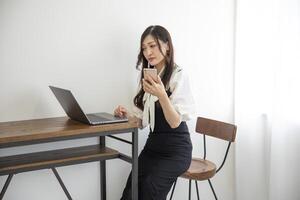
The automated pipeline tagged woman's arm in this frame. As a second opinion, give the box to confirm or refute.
[158,92,181,128]
[143,75,181,128]
[114,105,143,128]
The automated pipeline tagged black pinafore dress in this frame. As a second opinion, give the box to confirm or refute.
[121,90,192,200]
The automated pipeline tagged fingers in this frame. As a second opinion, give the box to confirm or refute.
[142,78,151,87]
[142,79,152,93]
[114,105,127,117]
[157,75,162,84]
[144,74,157,84]
[120,107,127,115]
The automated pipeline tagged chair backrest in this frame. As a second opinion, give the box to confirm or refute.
[195,117,237,142]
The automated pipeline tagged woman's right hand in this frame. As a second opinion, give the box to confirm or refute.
[114,105,128,118]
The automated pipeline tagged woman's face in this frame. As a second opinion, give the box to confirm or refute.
[142,35,169,67]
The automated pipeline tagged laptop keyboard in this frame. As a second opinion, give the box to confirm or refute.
[87,114,110,122]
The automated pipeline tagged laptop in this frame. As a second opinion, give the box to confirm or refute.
[49,86,128,125]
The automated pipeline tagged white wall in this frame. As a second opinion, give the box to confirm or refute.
[0,0,235,199]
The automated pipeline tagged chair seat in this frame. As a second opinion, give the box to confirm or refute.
[180,158,216,181]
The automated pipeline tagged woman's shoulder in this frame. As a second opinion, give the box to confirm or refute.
[171,63,186,80]
[168,63,188,90]
[173,63,183,73]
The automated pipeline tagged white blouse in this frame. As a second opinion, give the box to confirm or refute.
[132,65,195,130]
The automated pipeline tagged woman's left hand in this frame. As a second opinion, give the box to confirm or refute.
[143,75,166,99]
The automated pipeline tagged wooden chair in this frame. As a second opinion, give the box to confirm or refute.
[169,117,237,200]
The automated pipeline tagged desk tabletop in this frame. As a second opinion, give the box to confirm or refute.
[0,117,138,147]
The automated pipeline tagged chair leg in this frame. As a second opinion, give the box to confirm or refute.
[169,178,177,200]
[195,180,200,200]
[208,179,218,200]
[188,179,192,200]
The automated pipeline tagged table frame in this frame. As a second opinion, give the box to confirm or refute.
[0,117,139,200]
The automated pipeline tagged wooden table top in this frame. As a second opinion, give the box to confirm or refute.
[0,117,138,146]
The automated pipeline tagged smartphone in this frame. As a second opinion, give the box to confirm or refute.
[143,68,158,82]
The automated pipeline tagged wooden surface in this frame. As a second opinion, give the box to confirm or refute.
[181,158,216,181]
[196,117,237,142]
[0,145,119,175]
[0,117,138,146]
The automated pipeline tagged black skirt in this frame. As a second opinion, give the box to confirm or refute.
[120,131,192,200]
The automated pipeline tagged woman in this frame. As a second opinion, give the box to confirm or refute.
[114,25,195,200]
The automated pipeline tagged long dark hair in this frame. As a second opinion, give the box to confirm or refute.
[133,25,175,110]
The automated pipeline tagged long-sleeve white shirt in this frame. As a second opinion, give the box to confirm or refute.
[132,64,195,129]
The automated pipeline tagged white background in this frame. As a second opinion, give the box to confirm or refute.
[0,0,235,199]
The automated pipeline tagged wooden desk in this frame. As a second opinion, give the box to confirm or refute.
[0,117,139,200]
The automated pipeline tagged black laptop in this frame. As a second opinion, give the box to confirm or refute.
[49,86,128,125]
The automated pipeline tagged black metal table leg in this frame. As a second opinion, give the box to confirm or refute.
[132,128,138,200]
[52,168,72,200]
[0,174,13,200]
[100,136,106,200]
[188,179,192,200]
